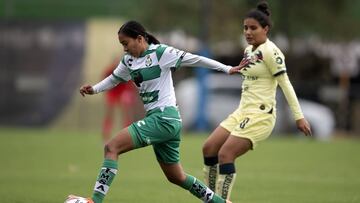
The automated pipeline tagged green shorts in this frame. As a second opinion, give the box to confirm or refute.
[128,106,182,164]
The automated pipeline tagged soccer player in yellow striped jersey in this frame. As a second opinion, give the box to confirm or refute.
[70,21,241,203]
[202,2,312,202]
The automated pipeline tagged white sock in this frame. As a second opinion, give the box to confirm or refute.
[203,164,218,192]
[217,173,237,200]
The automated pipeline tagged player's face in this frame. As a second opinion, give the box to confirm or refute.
[118,33,144,57]
[243,18,268,48]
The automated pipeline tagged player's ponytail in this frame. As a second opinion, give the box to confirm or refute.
[118,21,160,44]
[245,1,272,29]
[144,32,160,45]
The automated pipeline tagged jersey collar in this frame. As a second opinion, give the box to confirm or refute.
[139,44,156,57]
[250,38,269,53]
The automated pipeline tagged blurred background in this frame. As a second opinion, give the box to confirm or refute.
[1,0,360,139]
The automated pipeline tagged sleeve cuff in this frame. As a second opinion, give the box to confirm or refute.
[224,65,232,74]
[293,113,304,121]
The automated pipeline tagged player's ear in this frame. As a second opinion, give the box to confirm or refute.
[136,35,143,43]
[264,25,269,35]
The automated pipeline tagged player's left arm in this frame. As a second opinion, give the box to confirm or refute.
[159,46,241,74]
[181,53,236,74]
[264,46,312,136]
[276,73,312,136]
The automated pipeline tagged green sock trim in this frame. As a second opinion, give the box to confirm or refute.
[103,159,118,169]
[180,174,195,190]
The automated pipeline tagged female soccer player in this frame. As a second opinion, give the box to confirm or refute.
[202,1,312,201]
[68,21,240,203]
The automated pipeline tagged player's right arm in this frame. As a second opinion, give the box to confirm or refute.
[79,74,121,97]
[79,57,131,97]
[79,84,95,97]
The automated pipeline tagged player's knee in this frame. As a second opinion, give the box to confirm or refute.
[166,174,185,186]
[202,142,210,154]
[104,143,118,157]
[218,149,234,163]
[202,141,215,156]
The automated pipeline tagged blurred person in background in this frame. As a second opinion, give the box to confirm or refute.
[71,20,243,203]
[101,58,138,143]
[202,1,312,201]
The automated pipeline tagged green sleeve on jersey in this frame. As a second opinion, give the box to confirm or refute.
[156,45,167,61]
[174,52,187,70]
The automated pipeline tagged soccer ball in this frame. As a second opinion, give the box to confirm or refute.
[64,195,92,203]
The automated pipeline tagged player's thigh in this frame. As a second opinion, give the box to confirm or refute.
[203,126,231,156]
[106,127,134,155]
[218,135,252,163]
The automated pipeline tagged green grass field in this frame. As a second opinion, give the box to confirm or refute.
[0,128,359,203]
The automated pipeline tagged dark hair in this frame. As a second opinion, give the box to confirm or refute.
[118,20,160,44]
[245,1,272,29]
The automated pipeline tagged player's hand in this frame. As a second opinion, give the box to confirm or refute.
[296,118,312,136]
[228,58,250,75]
[79,85,94,97]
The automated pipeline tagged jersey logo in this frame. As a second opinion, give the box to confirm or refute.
[140,90,159,104]
[253,51,263,63]
[276,56,283,64]
[242,51,263,71]
[127,58,133,67]
[145,55,152,67]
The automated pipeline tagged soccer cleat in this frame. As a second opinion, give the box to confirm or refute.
[65,194,94,203]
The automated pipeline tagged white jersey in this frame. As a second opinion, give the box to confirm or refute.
[93,44,232,112]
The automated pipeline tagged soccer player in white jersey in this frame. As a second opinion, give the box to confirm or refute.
[67,21,241,203]
[202,1,312,202]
